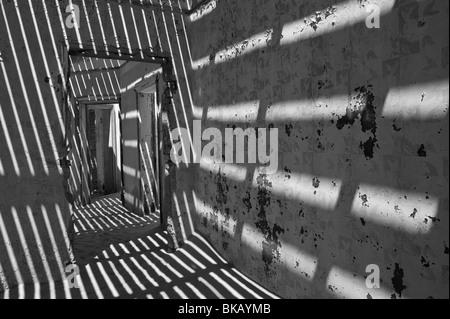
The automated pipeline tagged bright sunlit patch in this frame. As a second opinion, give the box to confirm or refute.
[252,169,342,211]
[151,252,184,278]
[198,277,225,299]
[123,164,141,179]
[0,102,20,176]
[209,272,244,299]
[173,286,189,299]
[206,101,260,123]
[186,282,207,299]
[108,261,133,294]
[160,249,195,273]
[189,0,217,22]
[382,81,449,119]
[141,254,171,283]
[0,153,4,176]
[85,264,104,299]
[119,259,146,291]
[200,158,249,183]
[351,184,439,234]
[266,95,350,122]
[130,257,159,287]
[281,0,396,46]
[326,266,393,299]
[95,263,117,298]
[0,261,9,298]
[192,30,273,69]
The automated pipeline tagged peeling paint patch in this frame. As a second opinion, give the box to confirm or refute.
[242,190,252,216]
[312,177,321,188]
[255,174,285,277]
[336,85,379,159]
[360,194,369,207]
[421,256,431,268]
[393,120,402,132]
[285,124,293,137]
[305,6,337,31]
[418,144,427,157]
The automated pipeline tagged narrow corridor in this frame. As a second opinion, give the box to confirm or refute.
[1,194,279,299]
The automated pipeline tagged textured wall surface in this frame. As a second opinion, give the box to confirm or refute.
[0,0,75,292]
[187,0,449,299]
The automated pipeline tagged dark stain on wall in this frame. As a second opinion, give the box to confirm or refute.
[360,194,369,207]
[242,190,252,216]
[418,144,427,157]
[285,124,293,137]
[284,166,292,180]
[393,119,402,132]
[255,174,285,277]
[391,263,407,298]
[312,177,321,188]
[421,256,431,268]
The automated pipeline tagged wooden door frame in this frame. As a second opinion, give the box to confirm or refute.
[134,72,163,219]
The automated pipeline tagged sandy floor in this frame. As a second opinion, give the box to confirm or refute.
[1,194,279,299]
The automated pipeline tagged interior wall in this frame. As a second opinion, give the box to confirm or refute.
[186,0,449,299]
[0,0,75,292]
[0,0,447,299]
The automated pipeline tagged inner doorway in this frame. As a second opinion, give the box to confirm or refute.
[86,104,122,198]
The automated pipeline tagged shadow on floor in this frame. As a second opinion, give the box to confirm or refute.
[1,194,280,299]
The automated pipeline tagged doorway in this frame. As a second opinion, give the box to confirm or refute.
[86,104,122,199]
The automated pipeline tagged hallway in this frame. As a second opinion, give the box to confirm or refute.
[1,194,279,299]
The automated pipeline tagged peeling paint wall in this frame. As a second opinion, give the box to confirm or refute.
[187,0,449,298]
[0,0,75,292]
[0,0,448,299]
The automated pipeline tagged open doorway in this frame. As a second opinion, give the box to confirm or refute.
[86,104,122,199]
[67,53,165,224]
